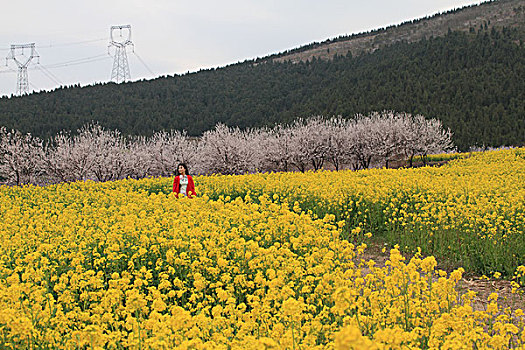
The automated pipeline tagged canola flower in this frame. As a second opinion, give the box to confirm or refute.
[0,149,523,348]
[424,151,470,163]
[144,148,523,277]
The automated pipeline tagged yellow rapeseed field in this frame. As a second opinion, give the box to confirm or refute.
[0,148,524,349]
[181,148,525,276]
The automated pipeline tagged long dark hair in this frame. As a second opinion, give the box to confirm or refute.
[175,163,190,176]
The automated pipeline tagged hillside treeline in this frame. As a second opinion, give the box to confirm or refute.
[0,27,523,150]
[0,112,452,185]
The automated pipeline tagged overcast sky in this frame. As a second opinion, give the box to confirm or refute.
[0,0,481,97]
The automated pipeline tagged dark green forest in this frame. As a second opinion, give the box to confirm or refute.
[0,27,523,150]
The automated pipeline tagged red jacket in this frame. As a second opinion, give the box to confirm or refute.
[173,175,196,198]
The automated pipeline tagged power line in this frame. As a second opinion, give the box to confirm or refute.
[0,37,106,52]
[0,66,18,74]
[46,55,111,69]
[35,63,63,85]
[36,38,107,49]
[37,64,62,83]
[0,55,111,73]
[43,54,110,69]
[28,80,39,92]
[133,51,155,76]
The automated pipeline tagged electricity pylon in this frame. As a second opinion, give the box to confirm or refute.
[6,43,39,96]
[108,25,133,83]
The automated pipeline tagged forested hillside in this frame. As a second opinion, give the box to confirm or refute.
[0,27,524,150]
[271,0,525,63]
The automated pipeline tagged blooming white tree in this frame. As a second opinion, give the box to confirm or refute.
[84,124,130,182]
[259,125,293,173]
[401,114,454,166]
[351,115,381,170]
[367,112,406,169]
[287,117,332,172]
[197,123,261,175]
[417,117,454,159]
[44,124,104,183]
[126,135,154,179]
[0,127,44,185]
[325,116,356,171]
[43,131,79,183]
[1,111,455,185]
[146,130,199,177]
[245,127,273,173]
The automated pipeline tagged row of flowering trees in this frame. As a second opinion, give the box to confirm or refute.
[0,112,453,185]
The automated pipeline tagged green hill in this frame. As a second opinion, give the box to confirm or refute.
[271,0,525,63]
[0,0,524,150]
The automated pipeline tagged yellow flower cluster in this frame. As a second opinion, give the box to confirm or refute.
[0,148,523,348]
[424,151,470,163]
[168,148,524,277]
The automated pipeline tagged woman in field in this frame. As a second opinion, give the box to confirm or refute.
[172,163,196,198]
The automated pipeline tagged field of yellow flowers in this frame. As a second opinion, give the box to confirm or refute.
[172,148,524,277]
[0,149,524,349]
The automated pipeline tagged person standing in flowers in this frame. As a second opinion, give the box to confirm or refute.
[173,163,196,198]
